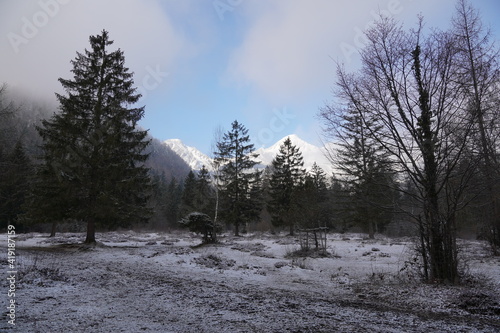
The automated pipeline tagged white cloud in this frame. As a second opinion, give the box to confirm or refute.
[226,0,458,106]
[0,0,190,102]
[228,1,364,104]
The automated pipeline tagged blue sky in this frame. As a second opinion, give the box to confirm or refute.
[1,0,499,155]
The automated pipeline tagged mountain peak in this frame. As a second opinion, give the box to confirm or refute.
[275,134,317,148]
[164,139,213,171]
[254,134,331,173]
[281,134,303,142]
[166,138,182,144]
[165,135,333,174]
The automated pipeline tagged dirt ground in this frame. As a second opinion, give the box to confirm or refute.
[1,231,499,332]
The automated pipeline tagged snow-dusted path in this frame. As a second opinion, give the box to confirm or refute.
[1,232,499,332]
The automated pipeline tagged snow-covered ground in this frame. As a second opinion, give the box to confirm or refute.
[1,231,499,332]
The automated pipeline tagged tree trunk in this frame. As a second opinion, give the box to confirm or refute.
[493,193,500,255]
[413,43,458,283]
[368,220,375,239]
[84,217,96,244]
[419,218,429,281]
[422,151,459,283]
[50,221,57,237]
[213,189,219,242]
[484,171,500,254]
[234,221,239,237]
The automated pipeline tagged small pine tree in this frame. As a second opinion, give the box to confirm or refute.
[34,30,151,243]
[308,163,329,197]
[214,120,261,236]
[268,137,306,235]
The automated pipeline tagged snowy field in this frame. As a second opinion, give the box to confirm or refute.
[1,231,499,332]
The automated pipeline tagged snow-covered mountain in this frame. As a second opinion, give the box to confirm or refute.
[254,134,333,174]
[164,135,334,175]
[163,139,213,171]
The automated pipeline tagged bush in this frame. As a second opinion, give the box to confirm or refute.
[179,212,222,243]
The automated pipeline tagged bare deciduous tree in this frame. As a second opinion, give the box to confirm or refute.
[322,16,478,283]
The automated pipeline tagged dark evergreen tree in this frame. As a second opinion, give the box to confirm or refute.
[165,177,182,228]
[453,0,500,252]
[0,86,16,213]
[0,84,16,153]
[308,163,329,197]
[214,120,261,236]
[148,171,169,230]
[0,87,48,232]
[195,165,215,216]
[322,104,393,238]
[293,163,331,230]
[243,167,264,233]
[329,175,353,232]
[179,167,217,222]
[0,142,32,230]
[258,165,275,231]
[267,137,305,235]
[34,30,151,243]
[180,170,197,216]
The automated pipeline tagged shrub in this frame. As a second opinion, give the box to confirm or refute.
[179,212,222,243]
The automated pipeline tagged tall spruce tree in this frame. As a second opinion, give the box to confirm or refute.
[321,104,393,239]
[453,0,500,252]
[268,137,305,235]
[214,120,261,236]
[35,30,151,243]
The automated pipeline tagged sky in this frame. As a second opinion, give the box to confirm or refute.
[1,0,499,155]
